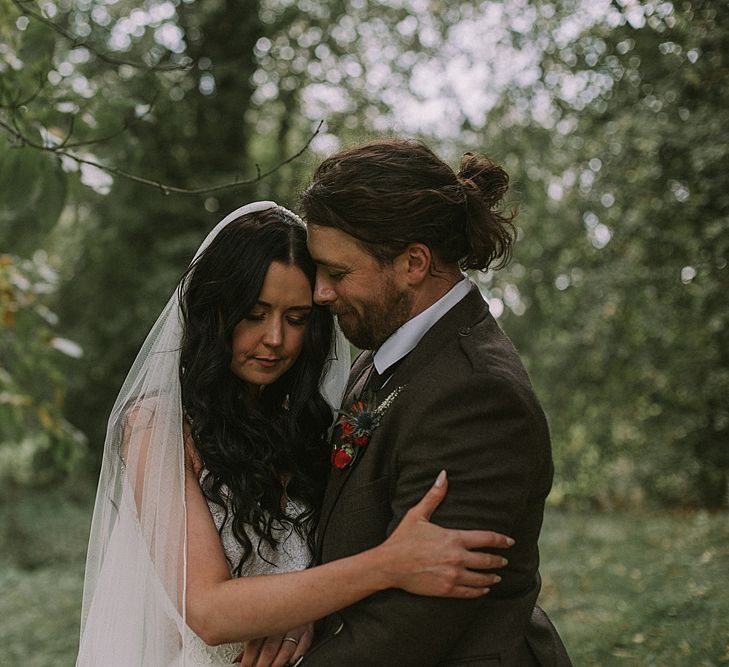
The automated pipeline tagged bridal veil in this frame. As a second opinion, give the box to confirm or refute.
[76,202,349,665]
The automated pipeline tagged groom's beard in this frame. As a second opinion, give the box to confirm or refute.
[335,278,412,351]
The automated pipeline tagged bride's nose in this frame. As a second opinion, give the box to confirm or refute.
[262,318,283,347]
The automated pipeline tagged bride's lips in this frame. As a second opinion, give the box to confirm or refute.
[251,357,281,368]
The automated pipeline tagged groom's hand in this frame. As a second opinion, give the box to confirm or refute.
[236,623,312,667]
[379,470,514,598]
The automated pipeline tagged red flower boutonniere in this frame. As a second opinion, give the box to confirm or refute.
[331,386,404,469]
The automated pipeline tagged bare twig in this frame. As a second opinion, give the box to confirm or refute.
[0,116,324,196]
[61,93,160,149]
[58,114,75,148]
[12,0,192,72]
[9,114,30,146]
[0,72,46,109]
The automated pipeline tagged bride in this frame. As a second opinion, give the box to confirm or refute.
[76,202,512,666]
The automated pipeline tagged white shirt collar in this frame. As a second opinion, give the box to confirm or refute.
[373,276,472,375]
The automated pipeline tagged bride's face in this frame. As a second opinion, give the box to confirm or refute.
[230,261,312,390]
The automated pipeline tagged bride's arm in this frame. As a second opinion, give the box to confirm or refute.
[184,465,512,646]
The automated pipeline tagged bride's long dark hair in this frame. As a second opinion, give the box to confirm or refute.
[178,208,334,573]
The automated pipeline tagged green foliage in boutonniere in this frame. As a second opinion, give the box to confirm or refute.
[331,386,404,469]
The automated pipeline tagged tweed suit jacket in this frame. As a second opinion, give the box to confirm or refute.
[302,286,571,666]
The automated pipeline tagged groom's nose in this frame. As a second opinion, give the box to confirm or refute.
[314,269,337,306]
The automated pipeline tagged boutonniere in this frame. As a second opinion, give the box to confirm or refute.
[331,386,405,469]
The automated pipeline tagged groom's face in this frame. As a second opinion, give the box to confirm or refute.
[307,225,412,350]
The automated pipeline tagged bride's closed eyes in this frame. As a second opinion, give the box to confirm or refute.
[244,310,311,326]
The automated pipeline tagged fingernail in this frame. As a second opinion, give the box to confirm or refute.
[493,575,502,583]
[482,587,491,595]
[434,470,446,487]
[500,558,509,567]
[506,537,515,546]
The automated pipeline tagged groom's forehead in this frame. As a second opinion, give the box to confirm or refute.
[307,225,368,266]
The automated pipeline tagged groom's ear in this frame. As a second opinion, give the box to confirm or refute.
[398,243,432,286]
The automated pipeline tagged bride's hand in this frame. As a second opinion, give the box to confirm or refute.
[378,470,514,598]
[236,622,312,667]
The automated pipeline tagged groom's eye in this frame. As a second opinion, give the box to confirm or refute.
[328,271,347,281]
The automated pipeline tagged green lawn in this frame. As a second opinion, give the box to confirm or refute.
[539,509,729,666]
[1,483,727,666]
[0,482,95,667]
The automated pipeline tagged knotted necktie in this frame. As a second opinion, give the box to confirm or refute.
[364,354,405,395]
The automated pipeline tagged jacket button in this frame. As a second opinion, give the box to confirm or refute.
[333,619,344,635]
[458,326,472,336]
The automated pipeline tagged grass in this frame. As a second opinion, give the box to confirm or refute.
[0,481,94,667]
[538,509,729,666]
[1,482,727,666]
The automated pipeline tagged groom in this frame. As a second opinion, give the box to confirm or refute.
[300,139,571,666]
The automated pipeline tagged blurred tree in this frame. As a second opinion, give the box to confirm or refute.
[1,0,322,451]
[2,0,726,508]
[0,251,86,483]
[49,0,423,447]
[492,0,729,507]
[53,0,267,445]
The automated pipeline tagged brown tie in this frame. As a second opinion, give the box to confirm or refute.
[365,356,405,395]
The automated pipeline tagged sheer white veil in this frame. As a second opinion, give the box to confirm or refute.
[76,202,349,666]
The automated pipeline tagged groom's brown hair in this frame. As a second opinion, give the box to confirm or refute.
[301,138,516,271]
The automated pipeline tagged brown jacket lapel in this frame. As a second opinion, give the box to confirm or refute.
[316,351,374,554]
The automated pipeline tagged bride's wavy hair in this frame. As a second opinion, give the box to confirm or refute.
[178,208,333,573]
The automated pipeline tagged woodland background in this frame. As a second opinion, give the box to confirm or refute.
[1,0,727,664]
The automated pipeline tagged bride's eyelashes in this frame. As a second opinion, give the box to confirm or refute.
[286,315,310,326]
[242,312,310,326]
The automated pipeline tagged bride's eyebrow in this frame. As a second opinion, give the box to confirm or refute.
[256,300,312,311]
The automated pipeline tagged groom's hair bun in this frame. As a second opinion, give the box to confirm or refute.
[301,138,516,272]
[456,152,515,270]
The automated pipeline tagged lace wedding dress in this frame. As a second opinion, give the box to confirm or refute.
[184,473,312,665]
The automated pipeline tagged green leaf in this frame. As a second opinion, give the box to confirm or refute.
[0,134,67,252]
[17,18,56,67]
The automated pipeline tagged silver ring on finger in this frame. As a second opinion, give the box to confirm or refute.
[283,637,299,646]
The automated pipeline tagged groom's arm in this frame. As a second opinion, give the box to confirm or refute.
[302,371,550,666]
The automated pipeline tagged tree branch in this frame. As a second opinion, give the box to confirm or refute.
[60,93,160,149]
[0,116,324,196]
[0,71,46,109]
[12,0,192,72]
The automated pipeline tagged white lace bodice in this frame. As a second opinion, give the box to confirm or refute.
[185,472,312,665]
